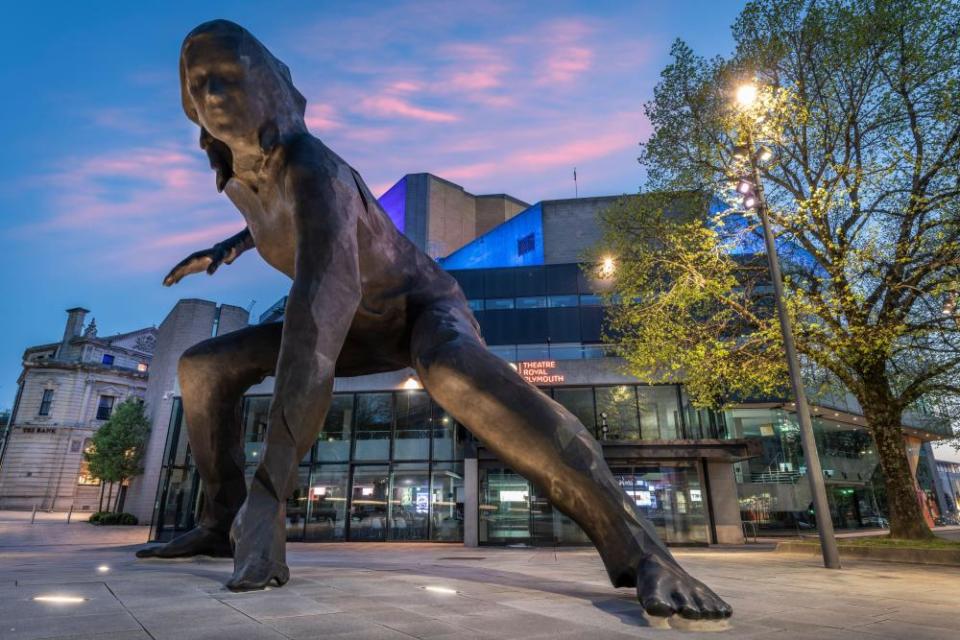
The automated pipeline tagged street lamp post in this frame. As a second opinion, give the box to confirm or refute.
[735,85,841,569]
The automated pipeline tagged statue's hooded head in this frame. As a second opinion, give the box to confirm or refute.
[180,20,307,185]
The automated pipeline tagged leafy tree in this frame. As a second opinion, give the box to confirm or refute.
[600,0,960,539]
[84,398,150,512]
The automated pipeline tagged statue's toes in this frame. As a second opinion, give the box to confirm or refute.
[227,557,289,592]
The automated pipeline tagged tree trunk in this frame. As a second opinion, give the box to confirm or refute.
[98,482,105,512]
[106,482,114,514]
[116,482,126,513]
[863,401,934,540]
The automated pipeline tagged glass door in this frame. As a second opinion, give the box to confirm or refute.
[348,465,389,540]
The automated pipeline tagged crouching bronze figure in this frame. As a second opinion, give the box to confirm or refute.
[137,20,731,620]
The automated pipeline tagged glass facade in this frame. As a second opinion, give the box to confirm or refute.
[479,462,709,545]
[151,384,723,545]
[728,407,891,533]
[152,391,467,543]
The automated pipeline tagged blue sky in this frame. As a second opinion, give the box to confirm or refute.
[0,1,742,408]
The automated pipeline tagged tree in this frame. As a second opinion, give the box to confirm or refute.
[601,0,960,539]
[84,398,150,512]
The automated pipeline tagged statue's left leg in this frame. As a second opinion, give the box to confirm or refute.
[410,303,731,620]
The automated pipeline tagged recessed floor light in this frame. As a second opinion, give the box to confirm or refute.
[423,586,458,594]
[33,595,86,604]
[97,565,109,573]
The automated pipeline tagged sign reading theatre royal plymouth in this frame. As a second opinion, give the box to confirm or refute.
[516,360,565,385]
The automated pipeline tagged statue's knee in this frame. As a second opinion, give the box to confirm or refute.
[178,343,218,383]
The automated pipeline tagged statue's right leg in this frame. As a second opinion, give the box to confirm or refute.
[136,322,283,559]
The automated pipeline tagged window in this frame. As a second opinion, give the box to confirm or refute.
[548,295,579,308]
[467,299,484,311]
[517,233,536,256]
[515,296,547,309]
[595,386,640,440]
[101,354,115,365]
[96,395,115,421]
[485,298,515,310]
[77,439,100,486]
[579,294,602,306]
[38,389,54,416]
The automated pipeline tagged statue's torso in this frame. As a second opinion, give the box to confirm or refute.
[223,136,468,370]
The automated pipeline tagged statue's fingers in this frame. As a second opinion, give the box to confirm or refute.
[206,260,221,275]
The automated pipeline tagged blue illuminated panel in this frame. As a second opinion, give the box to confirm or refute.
[377,177,406,233]
[439,204,544,269]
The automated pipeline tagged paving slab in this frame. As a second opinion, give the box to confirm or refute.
[1,524,959,640]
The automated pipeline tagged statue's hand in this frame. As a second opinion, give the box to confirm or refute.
[162,245,227,286]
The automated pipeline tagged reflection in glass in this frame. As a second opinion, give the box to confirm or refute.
[615,464,707,543]
[553,388,597,435]
[432,409,466,461]
[317,395,353,462]
[285,467,310,540]
[638,386,680,440]
[349,466,389,540]
[389,463,430,540]
[242,397,271,462]
[431,464,464,541]
[306,464,348,541]
[394,391,431,460]
[479,469,530,543]
[595,386,640,440]
[354,393,392,460]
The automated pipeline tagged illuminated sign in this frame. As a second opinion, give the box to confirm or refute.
[518,360,565,385]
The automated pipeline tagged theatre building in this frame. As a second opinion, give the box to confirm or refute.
[138,174,951,546]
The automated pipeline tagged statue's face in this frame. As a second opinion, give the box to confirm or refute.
[182,35,266,144]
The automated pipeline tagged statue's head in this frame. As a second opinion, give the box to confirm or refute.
[180,20,307,151]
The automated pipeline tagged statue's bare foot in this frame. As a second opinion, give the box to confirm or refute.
[135,527,232,559]
[226,488,289,592]
[636,553,731,619]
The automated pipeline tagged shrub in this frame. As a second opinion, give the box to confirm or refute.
[88,511,138,526]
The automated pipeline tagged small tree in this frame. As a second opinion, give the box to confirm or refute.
[600,0,960,539]
[84,398,150,513]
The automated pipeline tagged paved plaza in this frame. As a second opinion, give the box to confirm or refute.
[1,519,959,639]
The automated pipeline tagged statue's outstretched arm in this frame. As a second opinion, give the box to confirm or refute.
[162,227,255,286]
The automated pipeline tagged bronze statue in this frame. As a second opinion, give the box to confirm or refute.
[137,20,731,620]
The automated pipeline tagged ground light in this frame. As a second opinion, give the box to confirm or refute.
[97,565,109,573]
[423,586,458,594]
[33,595,86,604]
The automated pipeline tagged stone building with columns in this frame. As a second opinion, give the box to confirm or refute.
[0,308,155,511]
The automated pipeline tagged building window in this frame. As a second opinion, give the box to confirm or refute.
[517,233,536,256]
[548,295,579,308]
[96,395,115,421]
[515,296,547,309]
[77,439,100,486]
[485,298,515,310]
[38,389,54,416]
[101,354,115,365]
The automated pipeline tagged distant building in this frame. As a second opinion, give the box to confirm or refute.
[123,299,249,523]
[378,173,529,259]
[0,308,155,511]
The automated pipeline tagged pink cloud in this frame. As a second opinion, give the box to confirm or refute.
[357,95,459,123]
[538,45,593,84]
[305,103,341,131]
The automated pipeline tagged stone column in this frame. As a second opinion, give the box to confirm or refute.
[706,461,745,544]
[464,456,479,547]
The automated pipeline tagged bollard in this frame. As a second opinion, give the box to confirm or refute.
[31,504,37,524]
[66,505,73,525]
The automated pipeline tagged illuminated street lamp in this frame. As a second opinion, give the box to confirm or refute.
[733,82,841,569]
